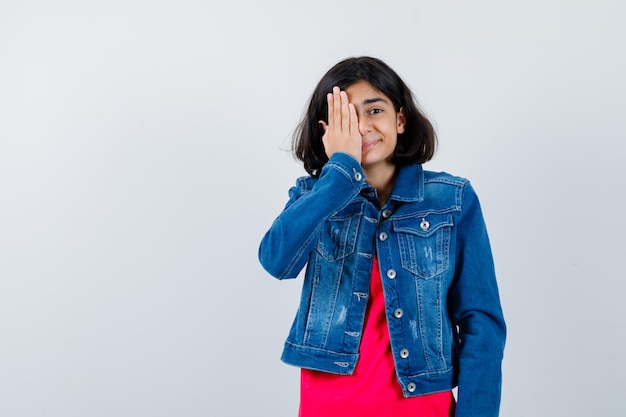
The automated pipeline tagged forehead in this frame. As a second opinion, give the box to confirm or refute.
[344,80,391,105]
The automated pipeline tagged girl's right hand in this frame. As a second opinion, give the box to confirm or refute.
[318,86,362,164]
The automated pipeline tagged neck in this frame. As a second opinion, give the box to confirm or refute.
[363,163,397,206]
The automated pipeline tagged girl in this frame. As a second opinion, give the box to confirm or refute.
[258,57,506,417]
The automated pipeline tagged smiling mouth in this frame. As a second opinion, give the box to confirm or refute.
[362,139,380,151]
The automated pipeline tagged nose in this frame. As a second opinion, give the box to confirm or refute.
[358,117,371,135]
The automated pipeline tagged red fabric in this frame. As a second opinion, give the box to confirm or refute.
[299,257,455,417]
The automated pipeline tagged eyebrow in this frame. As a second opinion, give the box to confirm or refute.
[361,97,389,106]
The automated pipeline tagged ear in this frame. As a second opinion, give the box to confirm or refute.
[318,120,328,133]
[396,108,406,134]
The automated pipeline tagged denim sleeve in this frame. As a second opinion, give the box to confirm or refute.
[258,153,365,279]
[449,182,506,417]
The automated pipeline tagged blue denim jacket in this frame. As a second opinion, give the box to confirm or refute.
[259,153,506,417]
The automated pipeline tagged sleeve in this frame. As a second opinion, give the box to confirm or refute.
[449,181,506,417]
[258,153,365,280]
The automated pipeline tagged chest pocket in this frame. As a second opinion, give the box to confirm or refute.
[315,202,363,262]
[393,213,453,279]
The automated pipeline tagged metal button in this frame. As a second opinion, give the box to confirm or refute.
[394,308,403,318]
[407,382,416,392]
[354,172,362,181]
[420,219,430,231]
[378,232,388,241]
[382,209,392,219]
[400,348,409,359]
[386,269,396,279]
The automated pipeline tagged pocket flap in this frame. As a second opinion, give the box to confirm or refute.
[393,213,454,238]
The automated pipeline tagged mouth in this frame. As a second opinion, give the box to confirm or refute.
[361,139,380,151]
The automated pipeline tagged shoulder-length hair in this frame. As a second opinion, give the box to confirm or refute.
[293,56,437,176]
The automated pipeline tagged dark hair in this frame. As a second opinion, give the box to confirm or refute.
[293,56,437,176]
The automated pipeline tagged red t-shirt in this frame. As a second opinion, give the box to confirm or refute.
[299,257,455,417]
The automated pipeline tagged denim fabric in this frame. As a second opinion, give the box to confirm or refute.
[259,152,506,417]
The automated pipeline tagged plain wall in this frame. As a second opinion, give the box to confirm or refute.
[1,1,624,416]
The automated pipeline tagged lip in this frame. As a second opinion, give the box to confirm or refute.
[361,139,380,151]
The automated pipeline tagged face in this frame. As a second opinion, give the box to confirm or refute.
[344,80,406,175]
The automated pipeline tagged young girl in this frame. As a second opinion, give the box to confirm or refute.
[258,57,506,417]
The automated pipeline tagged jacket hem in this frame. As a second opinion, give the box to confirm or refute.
[281,341,358,375]
[281,341,458,397]
[397,367,457,398]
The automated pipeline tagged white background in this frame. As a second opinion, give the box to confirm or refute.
[1,1,624,416]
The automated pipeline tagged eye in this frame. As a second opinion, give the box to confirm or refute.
[368,108,383,115]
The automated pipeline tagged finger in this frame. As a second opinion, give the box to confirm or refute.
[332,86,342,133]
[326,92,334,128]
[348,103,359,136]
[340,90,350,133]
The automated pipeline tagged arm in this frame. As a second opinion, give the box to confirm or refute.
[258,152,364,279]
[259,86,364,279]
[449,182,506,417]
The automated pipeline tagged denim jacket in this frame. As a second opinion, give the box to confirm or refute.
[259,153,506,417]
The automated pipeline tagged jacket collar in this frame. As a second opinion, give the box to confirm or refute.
[359,164,424,204]
[388,163,424,203]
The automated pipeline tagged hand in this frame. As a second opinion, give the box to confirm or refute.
[318,86,362,164]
